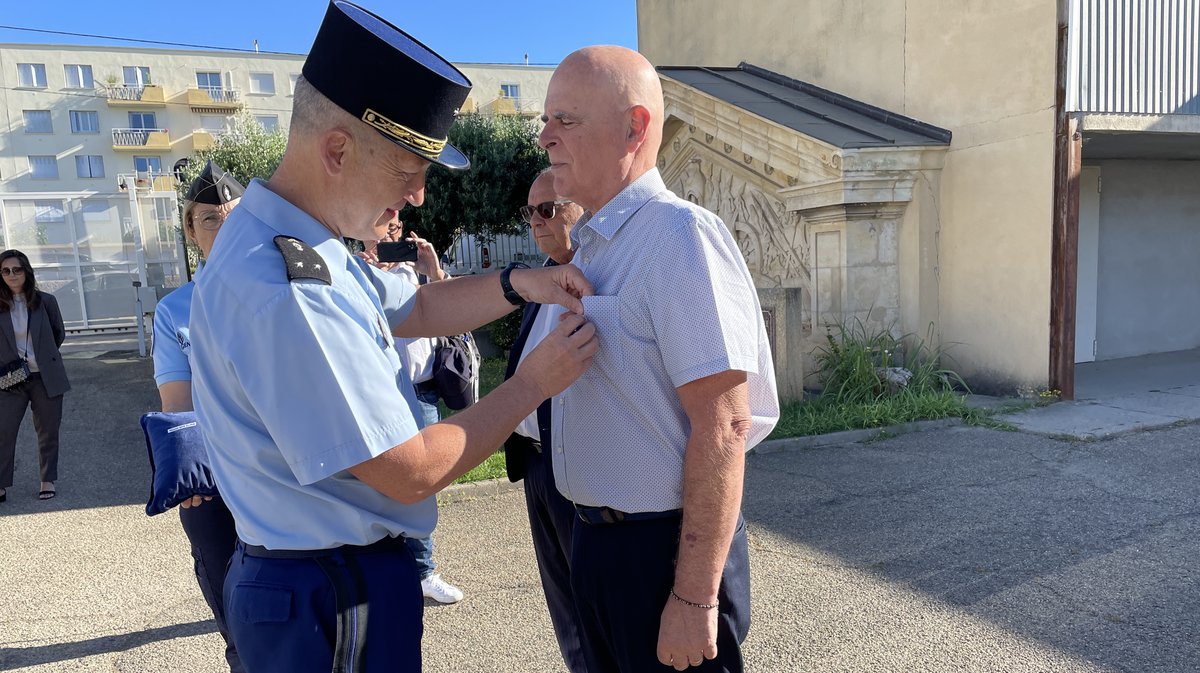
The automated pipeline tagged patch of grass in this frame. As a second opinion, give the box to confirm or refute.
[441,357,510,484]
[768,389,973,439]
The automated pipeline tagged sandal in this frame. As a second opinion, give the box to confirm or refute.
[0,489,6,503]
[38,483,55,500]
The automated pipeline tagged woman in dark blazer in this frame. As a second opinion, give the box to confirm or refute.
[0,249,69,503]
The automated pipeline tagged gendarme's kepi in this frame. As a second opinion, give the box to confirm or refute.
[302,0,474,170]
[182,160,245,225]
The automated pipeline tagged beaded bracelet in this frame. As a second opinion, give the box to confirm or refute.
[670,589,719,610]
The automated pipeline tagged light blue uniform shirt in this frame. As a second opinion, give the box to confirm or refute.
[550,169,780,513]
[189,179,432,550]
[152,262,204,386]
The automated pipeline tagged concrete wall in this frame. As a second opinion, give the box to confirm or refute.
[1094,160,1200,359]
[638,0,1061,389]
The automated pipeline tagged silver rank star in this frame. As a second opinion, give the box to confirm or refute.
[295,261,305,268]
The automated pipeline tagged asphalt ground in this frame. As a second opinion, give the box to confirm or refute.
[2,355,1198,672]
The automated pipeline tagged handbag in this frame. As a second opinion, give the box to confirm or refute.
[0,358,30,390]
[1,305,33,390]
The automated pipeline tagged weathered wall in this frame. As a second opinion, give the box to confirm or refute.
[639,0,1060,390]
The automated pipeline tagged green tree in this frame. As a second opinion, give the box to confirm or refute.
[176,111,288,195]
[175,112,287,272]
[401,112,547,256]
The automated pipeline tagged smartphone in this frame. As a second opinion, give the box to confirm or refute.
[376,240,419,263]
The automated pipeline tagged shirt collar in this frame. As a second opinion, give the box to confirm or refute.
[574,168,668,243]
[238,178,352,263]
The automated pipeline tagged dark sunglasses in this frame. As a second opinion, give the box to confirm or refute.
[1,267,25,277]
[519,199,572,223]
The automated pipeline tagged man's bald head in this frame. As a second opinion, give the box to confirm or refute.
[539,46,666,212]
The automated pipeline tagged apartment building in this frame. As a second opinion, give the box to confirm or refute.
[0,43,551,328]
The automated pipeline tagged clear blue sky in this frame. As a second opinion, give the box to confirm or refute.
[0,1,638,65]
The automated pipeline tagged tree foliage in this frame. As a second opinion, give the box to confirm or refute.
[401,113,547,256]
[176,111,288,198]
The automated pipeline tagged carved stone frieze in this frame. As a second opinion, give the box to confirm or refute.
[660,127,813,296]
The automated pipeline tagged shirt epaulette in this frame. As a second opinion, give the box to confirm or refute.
[273,236,332,285]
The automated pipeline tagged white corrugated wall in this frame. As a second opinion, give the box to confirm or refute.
[1068,0,1200,113]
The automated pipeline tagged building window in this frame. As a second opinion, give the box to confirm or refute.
[200,114,230,134]
[249,72,275,95]
[70,110,100,134]
[123,66,151,87]
[64,64,94,89]
[134,156,162,174]
[75,155,105,178]
[255,115,279,132]
[289,73,300,95]
[501,83,521,101]
[23,110,52,134]
[17,63,47,88]
[35,200,66,223]
[28,156,59,179]
[196,71,222,91]
[128,111,157,129]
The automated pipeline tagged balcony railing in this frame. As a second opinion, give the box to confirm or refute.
[1068,0,1200,114]
[200,86,240,104]
[112,127,168,147]
[106,85,146,101]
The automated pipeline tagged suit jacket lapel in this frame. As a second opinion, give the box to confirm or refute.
[504,301,543,380]
[28,296,44,352]
[0,306,16,357]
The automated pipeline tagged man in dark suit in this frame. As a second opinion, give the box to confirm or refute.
[504,171,587,672]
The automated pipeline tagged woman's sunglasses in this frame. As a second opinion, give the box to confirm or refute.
[1,267,26,277]
[519,199,572,223]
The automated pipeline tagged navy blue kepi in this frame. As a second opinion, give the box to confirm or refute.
[302,0,473,170]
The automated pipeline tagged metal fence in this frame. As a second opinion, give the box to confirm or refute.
[0,187,186,330]
[1069,0,1200,114]
[444,229,545,275]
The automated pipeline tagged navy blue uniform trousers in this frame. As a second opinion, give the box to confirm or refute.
[178,496,244,672]
[571,513,752,673]
[223,540,423,673]
[523,443,589,672]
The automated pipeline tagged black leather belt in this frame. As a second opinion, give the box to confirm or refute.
[240,534,410,559]
[574,504,682,525]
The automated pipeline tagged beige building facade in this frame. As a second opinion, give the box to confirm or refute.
[638,0,1200,399]
[0,43,550,328]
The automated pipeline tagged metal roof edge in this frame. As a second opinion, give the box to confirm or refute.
[735,62,952,144]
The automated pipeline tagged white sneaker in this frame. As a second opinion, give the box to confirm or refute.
[421,574,464,604]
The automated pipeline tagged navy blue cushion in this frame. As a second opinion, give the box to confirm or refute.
[140,411,220,516]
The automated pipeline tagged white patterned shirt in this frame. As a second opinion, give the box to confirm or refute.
[550,169,779,512]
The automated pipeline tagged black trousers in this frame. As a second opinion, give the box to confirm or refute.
[0,373,63,489]
[523,446,588,673]
[571,512,751,673]
[179,496,244,672]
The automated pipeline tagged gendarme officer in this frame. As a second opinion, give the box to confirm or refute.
[187,3,598,672]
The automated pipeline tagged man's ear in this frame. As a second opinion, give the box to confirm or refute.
[626,105,652,147]
[318,128,354,176]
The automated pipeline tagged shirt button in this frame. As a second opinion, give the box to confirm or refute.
[556,447,563,454]
[559,398,564,405]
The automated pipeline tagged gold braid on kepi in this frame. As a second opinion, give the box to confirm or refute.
[362,109,446,159]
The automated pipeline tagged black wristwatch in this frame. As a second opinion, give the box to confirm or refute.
[499,262,530,306]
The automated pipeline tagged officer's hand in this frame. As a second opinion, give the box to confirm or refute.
[657,597,719,670]
[514,313,598,399]
[509,265,593,315]
[178,495,214,509]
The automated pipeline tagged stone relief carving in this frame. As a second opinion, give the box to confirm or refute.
[670,154,812,295]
